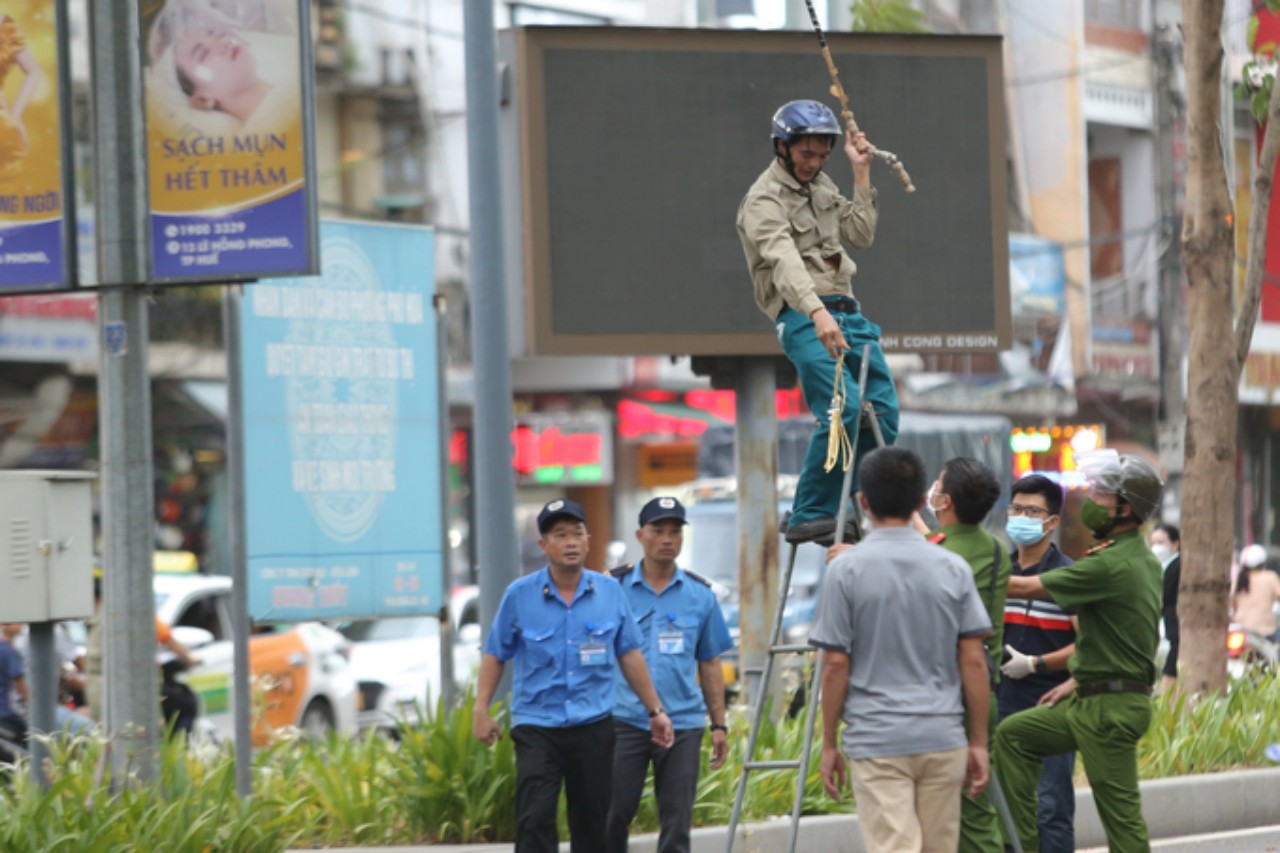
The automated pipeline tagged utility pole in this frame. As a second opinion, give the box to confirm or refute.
[463,3,519,646]
[786,0,808,29]
[1153,21,1186,512]
[89,1,161,780]
[829,1,853,31]
[734,358,781,710]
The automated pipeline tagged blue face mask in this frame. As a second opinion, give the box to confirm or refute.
[1005,516,1047,546]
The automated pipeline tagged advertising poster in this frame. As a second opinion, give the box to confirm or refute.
[141,0,316,282]
[241,220,442,622]
[0,0,70,291]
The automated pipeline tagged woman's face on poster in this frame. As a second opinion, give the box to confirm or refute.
[174,29,257,111]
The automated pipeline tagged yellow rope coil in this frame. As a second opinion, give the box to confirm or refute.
[824,352,853,473]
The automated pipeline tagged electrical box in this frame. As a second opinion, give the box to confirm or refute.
[0,471,95,622]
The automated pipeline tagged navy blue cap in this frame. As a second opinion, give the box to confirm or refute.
[537,498,588,534]
[639,496,687,527]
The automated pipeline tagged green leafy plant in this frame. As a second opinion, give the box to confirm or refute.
[849,0,928,33]
[0,677,1276,849]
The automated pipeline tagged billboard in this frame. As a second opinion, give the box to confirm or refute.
[241,220,441,622]
[0,0,73,292]
[500,27,1010,356]
[140,0,317,283]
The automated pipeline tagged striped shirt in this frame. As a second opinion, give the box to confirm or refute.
[997,543,1076,715]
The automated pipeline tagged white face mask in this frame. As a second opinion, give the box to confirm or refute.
[1151,543,1173,564]
[926,484,944,513]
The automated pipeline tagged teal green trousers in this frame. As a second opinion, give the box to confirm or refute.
[776,304,899,526]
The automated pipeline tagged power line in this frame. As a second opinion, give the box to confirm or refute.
[1009,53,1147,87]
[341,1,464,40]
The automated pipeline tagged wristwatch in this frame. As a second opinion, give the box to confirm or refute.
[648,706,666,718]
[1034,655,1046,674]
[710,723,728,733]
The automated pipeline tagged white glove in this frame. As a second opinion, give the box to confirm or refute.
[1001,644,1036,680]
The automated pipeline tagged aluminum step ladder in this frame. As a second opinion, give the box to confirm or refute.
[722,343,1024,853]
[724,344,885,853]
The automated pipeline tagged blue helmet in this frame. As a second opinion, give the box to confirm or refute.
[771,100,841,145]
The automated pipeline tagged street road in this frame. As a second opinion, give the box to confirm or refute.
[1082,825,1280,852]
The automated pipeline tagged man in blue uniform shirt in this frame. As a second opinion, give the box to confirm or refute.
[606,496,735,853]
[473,498,675,853]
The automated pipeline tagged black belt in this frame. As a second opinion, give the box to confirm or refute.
[779,294,861,321]
[820,295,861,314]
[1076,680,1152,698]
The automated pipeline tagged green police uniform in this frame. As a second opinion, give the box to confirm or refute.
[936,523,1011,853]
[994,529,1161,853]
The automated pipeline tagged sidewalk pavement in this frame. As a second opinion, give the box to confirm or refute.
[292,766,1280,852]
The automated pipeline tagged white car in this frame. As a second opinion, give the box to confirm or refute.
[339,585,483,734]
[154,572,359,743]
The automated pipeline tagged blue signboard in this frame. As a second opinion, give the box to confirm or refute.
[0,0,74,292]
[1009,233,1066,316]
[241,220,440,622]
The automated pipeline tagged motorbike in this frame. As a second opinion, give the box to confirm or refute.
[1227,622,1279,679]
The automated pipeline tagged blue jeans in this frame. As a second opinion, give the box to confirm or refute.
[1035,751,1077,853]
[777,304,899,526]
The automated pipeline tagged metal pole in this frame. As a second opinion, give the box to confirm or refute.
[734,356,779,708]
[786,0,808,29]
[1153,20,1185,509]
[223,287,253,798]
[90,0,159,783]
[463,2,519,654]
[27,622,56,790]
[828,0,854,31]
[435,293,457,712]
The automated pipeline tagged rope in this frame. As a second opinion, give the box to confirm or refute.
[824,352,853,473]
[801,0,916,193]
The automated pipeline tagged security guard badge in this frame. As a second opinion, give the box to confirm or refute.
[579,641,607,667]
[580,622,607,666]
[658,613,685,655]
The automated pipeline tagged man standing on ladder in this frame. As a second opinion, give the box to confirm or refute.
[737,99,900,546]
[924,458,1011,852]
[606,497,734,853]
[995,454,1164,853]
[810,446,991,853]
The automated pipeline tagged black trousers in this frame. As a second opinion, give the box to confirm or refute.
[511,716,616,853]
[606,722,704,853]
[160,679,198,738]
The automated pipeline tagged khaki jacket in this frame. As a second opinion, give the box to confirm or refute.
[736,159,878,321]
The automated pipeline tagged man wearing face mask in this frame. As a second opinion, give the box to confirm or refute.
[924,457,1009,853]
[995,453,1164,853]
[997,475,1078,853]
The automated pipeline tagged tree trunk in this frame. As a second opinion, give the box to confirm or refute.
[1178,0,1235,696]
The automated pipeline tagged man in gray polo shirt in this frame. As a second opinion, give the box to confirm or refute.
[811,446,992,853]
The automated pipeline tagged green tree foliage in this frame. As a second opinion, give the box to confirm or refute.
[848,0,927,33]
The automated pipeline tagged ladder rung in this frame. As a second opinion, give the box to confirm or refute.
[769,643,814,655]
[744,759,802,771]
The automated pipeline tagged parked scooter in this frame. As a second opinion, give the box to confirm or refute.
[1227,622,1279,679]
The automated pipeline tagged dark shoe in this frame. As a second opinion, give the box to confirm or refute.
[784,517,859,546]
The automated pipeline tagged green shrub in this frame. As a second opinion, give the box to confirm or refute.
[0,675,1275,849]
